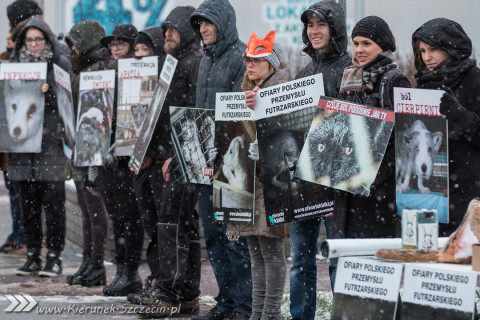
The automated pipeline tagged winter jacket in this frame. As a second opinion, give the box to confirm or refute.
[8,17,71,182]
[332,58,411,239]
[227,69,291,238]
[190,0,246,110]
[146,6,202,160]
[413,18,480,236]
[295,0,352,98]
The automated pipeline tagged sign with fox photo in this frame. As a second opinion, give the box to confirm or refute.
[0,62,47,153]
[74,69,115,166]
[130,54,178,173]
[294,96,395,197]
[254,74,334,226]
[168,106,215,185]
[213,92,255,224]
[115,56,158,156]
[54,63,76,157]
[394,87,449,223]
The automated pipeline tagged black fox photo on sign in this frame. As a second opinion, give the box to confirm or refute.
[0,62,47,153]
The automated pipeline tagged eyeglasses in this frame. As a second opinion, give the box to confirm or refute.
[242,57,266,66]
[108,41,128,49]
[25,37,45,45]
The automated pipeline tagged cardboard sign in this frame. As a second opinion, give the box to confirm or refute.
[115,56,158,156]
[394,87,449,223]
[0,62,47,152]
[332,257,403,320]
[74,69,115,166]
[213,92,255,223]
[402,264,477,319]
[54,63,75,156]
[130,54,178,173]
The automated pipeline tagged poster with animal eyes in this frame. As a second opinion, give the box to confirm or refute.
[115,56,158,156]
[54,64,75,157]
[212,92,256,224]
[0,62,47,153]
[254,74,334,226]
[74,70,115,166]
[168,107,215,185]
[394,88,449,223]
[294,96,395,197]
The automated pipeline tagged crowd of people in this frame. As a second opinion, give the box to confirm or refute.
[1,0,480,319]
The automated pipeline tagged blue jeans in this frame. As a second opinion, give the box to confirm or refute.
[4,172,24,244]
[197,185,252,316]
[289,216,337,320]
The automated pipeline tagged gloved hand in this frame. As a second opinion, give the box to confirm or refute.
[104,152,118,170]
[206,147,218,165]
[248,139,259,161]
[440,85,477,129]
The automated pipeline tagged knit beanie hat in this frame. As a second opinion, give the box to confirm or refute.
[244,30,283,70]
[7,0,43,28]
[134,32,154,50]
[351,16,396,52]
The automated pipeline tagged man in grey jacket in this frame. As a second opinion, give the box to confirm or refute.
[190,1,251,319]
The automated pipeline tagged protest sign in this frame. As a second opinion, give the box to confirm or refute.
[54,63,75,157]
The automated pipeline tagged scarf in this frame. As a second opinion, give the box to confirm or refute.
[415,58,476,90]
[338,51,397,105]
[18,43,53,63]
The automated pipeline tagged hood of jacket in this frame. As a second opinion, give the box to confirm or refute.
[139,26,165,57]
[412,18,472,69]
[190,0,239,59]
[12,17,60,62]
[301,0,348,60]
[163,6,200,58]
[65,20,106,56]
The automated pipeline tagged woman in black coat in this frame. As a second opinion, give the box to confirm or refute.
[412,18,480,236]
[332,16,411,239]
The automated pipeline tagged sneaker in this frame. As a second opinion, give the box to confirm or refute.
[137,299,180,318]
[39,251,62,277]
[16,249,42,276]
[226,312,249,320]
[127,277,160,305]
[191,305,228,320]
[179,297,200,315]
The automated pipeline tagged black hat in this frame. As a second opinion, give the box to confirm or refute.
[300,8,326,24]
[133,32,154,49]
[100,24,138,48]
[7,0,43,28]
[352,16,396,52]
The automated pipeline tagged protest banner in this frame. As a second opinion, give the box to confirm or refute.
[54,63,75,157]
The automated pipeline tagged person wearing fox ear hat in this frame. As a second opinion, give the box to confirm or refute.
[226,30,289,320]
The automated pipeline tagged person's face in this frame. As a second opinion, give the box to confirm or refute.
[244,57,270,83]
[109,40,130,59]
[418,40,449,71]
[164,26,181,55]
[134,43,152,57]
[25,28,46,55]
[6,32,14,49]
[307,15,330,51]
[199,20,218,45]
[353,36,383,67]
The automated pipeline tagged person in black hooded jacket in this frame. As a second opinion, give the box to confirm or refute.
[133,6,203,318]
[412,18,480,236]
[9,17,71,277]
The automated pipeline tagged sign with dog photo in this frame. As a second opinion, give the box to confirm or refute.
[254,74,334,226]
[115,56,158,156]
[74,69,115,166]
[130,54,178,173]
[295,96,395,197]
[168,106,215,185]
[54,64,76,157]
[394,88,449,223]
[0,62,47,153]
[213,92,255,224]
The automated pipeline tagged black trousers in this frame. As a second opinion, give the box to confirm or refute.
[17,180,66,252]
[133,161,201,304]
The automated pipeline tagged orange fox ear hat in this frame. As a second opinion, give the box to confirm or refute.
[245,30,276,58]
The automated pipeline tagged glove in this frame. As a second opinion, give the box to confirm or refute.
[440,85,477,127]
[104,152,118,170]
[248,139,259,161]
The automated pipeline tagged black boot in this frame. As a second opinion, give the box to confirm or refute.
[16,248,42,276]
[67,255,91,285]
[80,256,106,287]
[109,263,124,287]
[103,264,142,296]
[39,250,62,277]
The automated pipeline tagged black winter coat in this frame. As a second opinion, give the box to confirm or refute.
[8,18,71,182]
[413,18,480,236]
[190,0,245,110]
